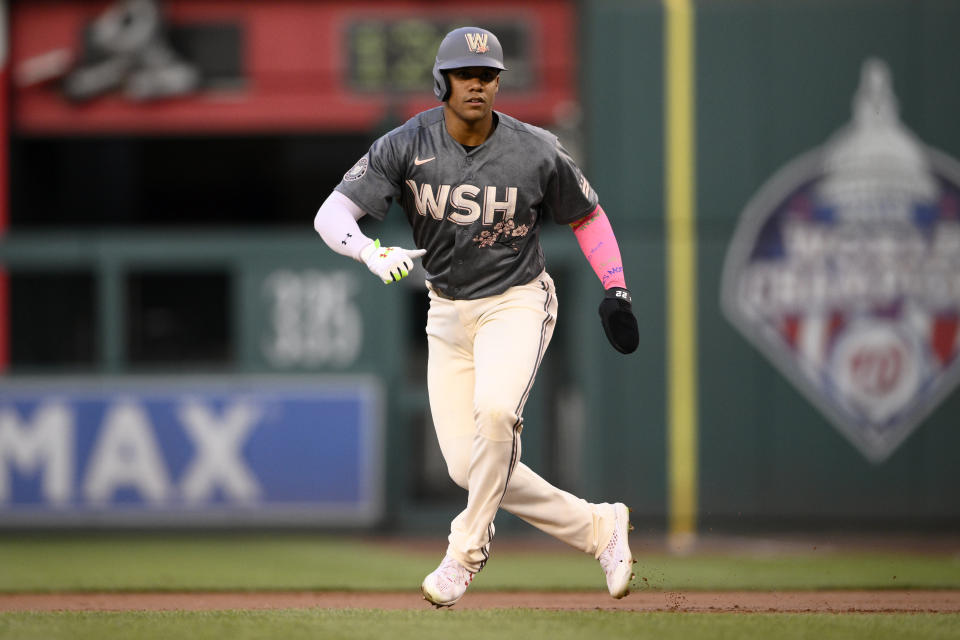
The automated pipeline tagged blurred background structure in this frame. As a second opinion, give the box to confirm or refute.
[0,0,957,542]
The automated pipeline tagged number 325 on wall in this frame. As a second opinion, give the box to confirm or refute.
[261,270,363,368]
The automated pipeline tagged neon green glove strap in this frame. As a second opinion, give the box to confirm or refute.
[360,239,427,284]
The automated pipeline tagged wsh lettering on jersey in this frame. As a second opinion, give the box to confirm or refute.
[405,180,518,226]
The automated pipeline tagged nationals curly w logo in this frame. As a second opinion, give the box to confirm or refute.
[721,59,960,463]
[464,33,490,54]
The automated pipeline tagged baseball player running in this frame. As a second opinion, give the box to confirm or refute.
[314,26,639,607]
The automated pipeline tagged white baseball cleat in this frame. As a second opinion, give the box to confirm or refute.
[598,502,635,599]
[420,554,475,607]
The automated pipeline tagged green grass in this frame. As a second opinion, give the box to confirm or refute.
[0,534,957,592]
[1,610,958,640]
[1,535,957,640]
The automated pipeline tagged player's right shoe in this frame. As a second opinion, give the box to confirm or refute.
[420,554,475,607]
[598,502,635,599]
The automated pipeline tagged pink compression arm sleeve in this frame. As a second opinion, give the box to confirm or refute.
[570,205,627,289]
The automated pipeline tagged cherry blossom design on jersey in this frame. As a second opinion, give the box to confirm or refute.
[472,219,530,251]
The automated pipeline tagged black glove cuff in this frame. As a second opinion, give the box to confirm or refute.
[599,287,638,354]
[605,287,632,304]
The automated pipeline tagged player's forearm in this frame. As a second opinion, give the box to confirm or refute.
[569,205,627,289]
[314,191,375,261]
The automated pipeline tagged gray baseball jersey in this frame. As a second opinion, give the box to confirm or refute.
[335,106,598,299]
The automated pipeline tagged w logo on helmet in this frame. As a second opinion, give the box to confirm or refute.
[464,33,490,54]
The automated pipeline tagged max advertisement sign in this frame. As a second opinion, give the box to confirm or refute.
[722,59,960,463]
[0,378,382,525]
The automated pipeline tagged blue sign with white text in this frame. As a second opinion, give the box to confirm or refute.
[0,378,383,526]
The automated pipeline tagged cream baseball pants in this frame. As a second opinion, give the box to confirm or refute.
[426,271,615,573]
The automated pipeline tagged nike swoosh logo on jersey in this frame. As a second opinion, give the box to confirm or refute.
[414,156,436,166]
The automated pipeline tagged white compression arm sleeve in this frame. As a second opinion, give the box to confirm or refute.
[313,191,375,261]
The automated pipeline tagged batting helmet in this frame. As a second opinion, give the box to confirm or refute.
[432,26,507,101]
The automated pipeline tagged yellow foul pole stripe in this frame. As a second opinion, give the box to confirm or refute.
[664,0,698,546]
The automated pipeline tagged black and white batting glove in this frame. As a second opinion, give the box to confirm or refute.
[359,239,427,284]
[598,287,639,354]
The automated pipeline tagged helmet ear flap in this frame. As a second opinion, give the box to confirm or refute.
[432,63,449,101]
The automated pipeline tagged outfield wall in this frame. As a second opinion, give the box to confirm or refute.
[582,0,960,531]
[1,0,958,531]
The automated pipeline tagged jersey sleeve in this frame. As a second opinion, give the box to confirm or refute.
[333,132,404,220]
[543,141,599,225]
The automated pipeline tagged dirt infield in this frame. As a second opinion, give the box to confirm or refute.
[2,590,958,613]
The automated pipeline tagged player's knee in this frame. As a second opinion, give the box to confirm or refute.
[474,402,521,440]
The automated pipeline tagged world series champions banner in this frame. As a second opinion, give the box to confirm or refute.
[721,59,960,463]
[0,377,383,525]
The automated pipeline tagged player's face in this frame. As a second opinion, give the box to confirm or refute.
[445,67,500,124]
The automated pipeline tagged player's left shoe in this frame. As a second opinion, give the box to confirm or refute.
[598,502,635,598]
[420,554,475,607]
